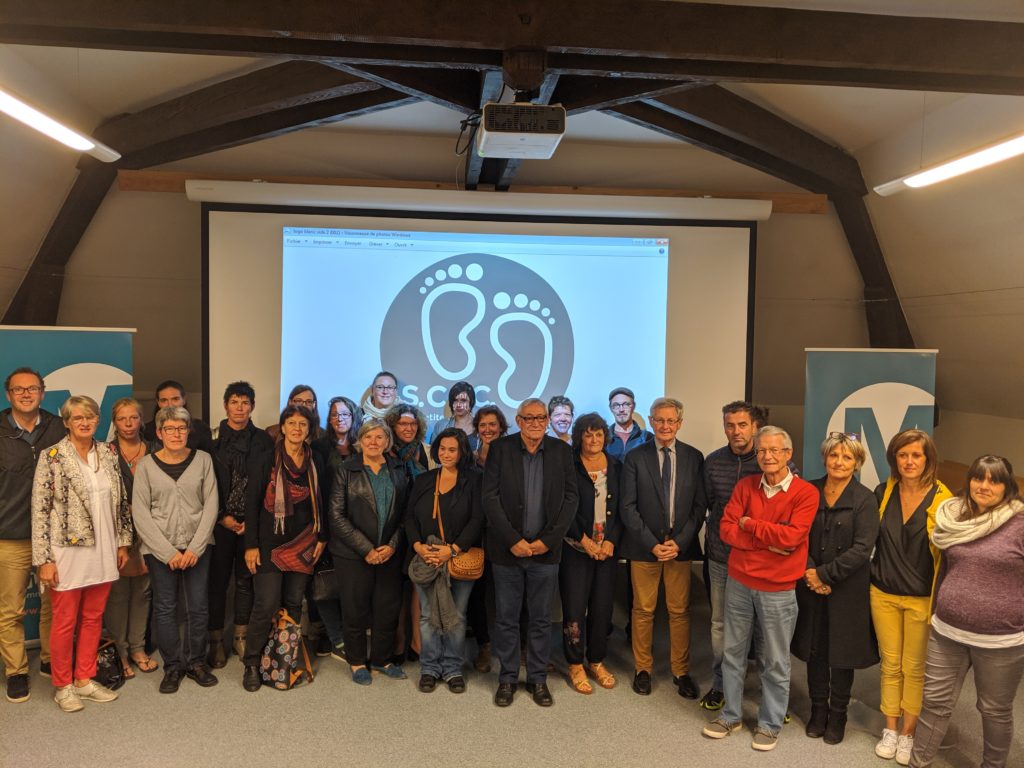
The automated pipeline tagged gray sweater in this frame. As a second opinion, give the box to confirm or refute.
[131,451,219,564]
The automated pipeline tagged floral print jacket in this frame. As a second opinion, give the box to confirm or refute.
[31,437,132,566]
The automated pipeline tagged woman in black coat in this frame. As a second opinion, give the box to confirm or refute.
[560,413,623,694]
[327,418,411,685]
[792,432,880,744]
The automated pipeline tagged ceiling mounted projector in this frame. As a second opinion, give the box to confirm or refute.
[475,102,566,160]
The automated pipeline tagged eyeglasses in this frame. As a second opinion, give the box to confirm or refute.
[69,415,99,424]
[828,431,860,442]
[330,411,353,421]
[756,447,790,457]
[291,398,315,408]
[161,425,189,435]
[650,418,680,427]
[7,385,42,395]
[452,395,471,403]
[609,401,634,410]
[518,415,548,424]
[373,385,397,392]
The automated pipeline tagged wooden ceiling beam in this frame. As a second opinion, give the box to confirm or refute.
[552,77,705,115]
[3,1,1023,93]
[325,63,480,114]
[649,86,866,195]
[464,70,506,190]
[1,163,116,325]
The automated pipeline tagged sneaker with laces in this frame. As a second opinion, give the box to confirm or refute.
[702,718,742,739]
[699,688,725,711]
[74,680,118,702]
[5,673,29,703]
[54,684,84,712]
[895,734,914,765]
[752,726,779,751]
[875,728,899,759]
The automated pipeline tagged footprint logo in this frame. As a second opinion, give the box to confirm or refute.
[381,254,573,416]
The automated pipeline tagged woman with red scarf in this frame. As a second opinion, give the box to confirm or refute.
[241,405,327,692]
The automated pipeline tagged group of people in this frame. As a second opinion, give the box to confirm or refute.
[1,367,1021,767]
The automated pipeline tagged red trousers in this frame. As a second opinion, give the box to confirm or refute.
[49,582,113,688]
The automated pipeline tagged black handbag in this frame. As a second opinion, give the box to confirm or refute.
[94,638,126,691]
[311,551,337,602]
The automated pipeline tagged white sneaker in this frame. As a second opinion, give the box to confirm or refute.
[54,684,84,713]
[875,728,899,759]
[74,680,118,703]
[895,734,914,765]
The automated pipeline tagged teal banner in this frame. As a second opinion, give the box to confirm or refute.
[1,326,134,644]
[803,349,937,489]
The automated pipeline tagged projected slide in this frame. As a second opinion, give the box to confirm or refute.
[281,228,668,427]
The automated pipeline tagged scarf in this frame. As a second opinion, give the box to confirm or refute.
[932,497,1024,549]
[361,395,389,421]
[407,534,461,632]
[264,442,320,535]
[394,440,428,478]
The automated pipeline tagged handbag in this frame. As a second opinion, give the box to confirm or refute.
[94,638,126,691]
[270,524,319,574]
[433,472,484,581]
[311,551,337,602]
[259,609,314,690]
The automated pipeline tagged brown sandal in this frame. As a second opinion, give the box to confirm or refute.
[587,662,616,689]
[121,660,135,679]
[130,654,159,673]
[568,664,593,695]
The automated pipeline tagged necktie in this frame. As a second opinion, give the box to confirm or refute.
[662,446,673,528]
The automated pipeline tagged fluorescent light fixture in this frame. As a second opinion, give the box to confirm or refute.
[0,87,120,163]
[874,132,1024,196]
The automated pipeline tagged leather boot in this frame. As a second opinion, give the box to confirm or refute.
[805,704,828,738]
[823,710,847,744]
[207,630,227,669]
[232,625,248,658]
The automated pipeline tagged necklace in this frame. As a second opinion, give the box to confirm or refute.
[119,440,145,468]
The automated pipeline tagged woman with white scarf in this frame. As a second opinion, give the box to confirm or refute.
[909,455,1024,768]
[361,371,400,421]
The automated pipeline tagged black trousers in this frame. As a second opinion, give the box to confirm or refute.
[208,523,254,631]
[806,595,854,712]
[244,570,309,665]
[559,545,616,665]
[336,556,403,668]
[467,562,491,646]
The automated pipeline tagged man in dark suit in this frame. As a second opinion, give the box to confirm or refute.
[620,397,706,699]
[482,398,577,708]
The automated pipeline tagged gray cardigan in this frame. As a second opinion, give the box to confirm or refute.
[131,451,219,564]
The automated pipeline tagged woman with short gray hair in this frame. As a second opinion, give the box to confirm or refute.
[132,406,220,694]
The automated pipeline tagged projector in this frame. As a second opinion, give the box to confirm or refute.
[475,102,566,160]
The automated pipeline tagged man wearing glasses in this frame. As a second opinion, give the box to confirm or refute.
[620,397,706,700]
[483,398,577,708]
[606,387,652,461]
[703,425,818,752]
[0,367,66,703]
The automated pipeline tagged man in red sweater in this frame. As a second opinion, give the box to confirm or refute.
[701,426,818,752]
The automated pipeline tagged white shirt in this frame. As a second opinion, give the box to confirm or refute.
[760,469,794,500]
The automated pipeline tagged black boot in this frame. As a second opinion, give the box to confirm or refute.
[823,710,847,744]
[805,704,828,738]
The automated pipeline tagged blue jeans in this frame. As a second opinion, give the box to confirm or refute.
[146,550,212,672]
[721,576,797,733]
[492,560,559,685]
[416,578,473,680]
[708,559,728,691]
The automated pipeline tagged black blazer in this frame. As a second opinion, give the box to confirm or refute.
[567,453,623,546]
[405,468,484,554]
[481,434,578,566]
[619,439,706,562]
[327,455,411,560]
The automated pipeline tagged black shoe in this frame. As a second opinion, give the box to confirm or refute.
[316,635,333,657]
[699,688,725,711]
[494,682,517,707]
[242,665,262,692]
[389,653,406,667]
[673,673,699,700]
[527,682,553,707]
[39,661,51,678]
[823,711,847,745]
[418,674,437,693]
[5,673,29,703]
[186,664,219,687]
[330,644,347,663]
[632,670,652,695]
[447,675,466,694]
[805,705,828,738]
[159,668,184,694]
